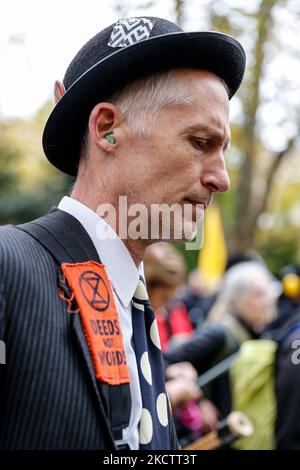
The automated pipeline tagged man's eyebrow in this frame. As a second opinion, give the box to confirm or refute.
[183,123,231,148]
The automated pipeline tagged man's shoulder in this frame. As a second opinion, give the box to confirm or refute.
[0,223,29,251]
[0,209,63,258]
[0,222,53,274]
[0,222,34,246]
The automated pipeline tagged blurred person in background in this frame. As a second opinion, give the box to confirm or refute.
[177,252,261,330]
[264,265,300,331]
[207,261,278,340]
[144,242,219,446]
[144,242,193,351]
[165,261,279,416]
[176,269,216,328]
[261,264,300,449]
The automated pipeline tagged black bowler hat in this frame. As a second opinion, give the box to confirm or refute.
[43,16,246,176]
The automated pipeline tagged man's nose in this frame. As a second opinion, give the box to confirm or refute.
[201,154,230,193]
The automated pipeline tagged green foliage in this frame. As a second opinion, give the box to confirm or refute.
[259,236,299,276]
[0,126,19,197]
[0,179,73,225]
[0,103,72,225]
[174,242,198,272]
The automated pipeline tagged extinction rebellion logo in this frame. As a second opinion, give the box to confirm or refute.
[79,270,110,312]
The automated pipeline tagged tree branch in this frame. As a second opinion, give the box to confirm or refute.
[252,130,300,226]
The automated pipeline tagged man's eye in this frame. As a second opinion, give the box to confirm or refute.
[190,138,208,151]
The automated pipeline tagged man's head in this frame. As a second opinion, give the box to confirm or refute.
[43,16,245,175]
[43,17,245,249]
[66,67,229,240]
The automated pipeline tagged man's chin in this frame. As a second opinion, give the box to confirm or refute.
[181,221,198,242]
[160,221,198,243]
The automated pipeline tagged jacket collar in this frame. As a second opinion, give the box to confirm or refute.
[58,196,144,308]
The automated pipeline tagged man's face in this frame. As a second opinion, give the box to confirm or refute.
[117,69,231,242]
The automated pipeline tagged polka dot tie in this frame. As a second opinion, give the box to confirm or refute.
[132,277,171,449]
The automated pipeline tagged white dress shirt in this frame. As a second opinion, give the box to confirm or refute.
[58,196,143,449]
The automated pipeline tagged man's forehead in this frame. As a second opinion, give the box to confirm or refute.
[174,68,229,95]
[174,70,230,122]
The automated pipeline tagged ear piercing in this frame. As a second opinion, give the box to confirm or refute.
[105,134,116,144]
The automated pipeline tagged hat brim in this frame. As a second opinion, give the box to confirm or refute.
[43,31,246,176]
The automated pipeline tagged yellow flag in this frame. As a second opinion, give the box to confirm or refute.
[198,203,227,288]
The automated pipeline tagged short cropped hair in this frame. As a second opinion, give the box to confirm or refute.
[80,69,193,157]
[80,69,228,159]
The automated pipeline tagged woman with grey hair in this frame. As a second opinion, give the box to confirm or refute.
[165,261,280,416]
[207,261,280,341]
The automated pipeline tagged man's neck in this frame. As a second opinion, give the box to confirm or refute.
[70,189,146,267]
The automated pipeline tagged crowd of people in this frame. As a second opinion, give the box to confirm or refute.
[144,242,300,449]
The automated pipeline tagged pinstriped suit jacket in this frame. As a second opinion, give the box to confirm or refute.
[0,209,177,450]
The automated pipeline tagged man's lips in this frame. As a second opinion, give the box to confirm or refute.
[183,199,208,223]
[185,198,210,210]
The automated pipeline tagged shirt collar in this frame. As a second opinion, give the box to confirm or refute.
[58,196,143,308]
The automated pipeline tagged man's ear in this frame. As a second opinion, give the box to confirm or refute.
[88,102,122,152]
[54,80,66,104]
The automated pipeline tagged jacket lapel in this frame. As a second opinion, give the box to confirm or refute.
[53,209,116,445]
[19,208,116,447]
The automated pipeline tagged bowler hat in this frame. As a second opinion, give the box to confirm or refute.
[43,16,246,176]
